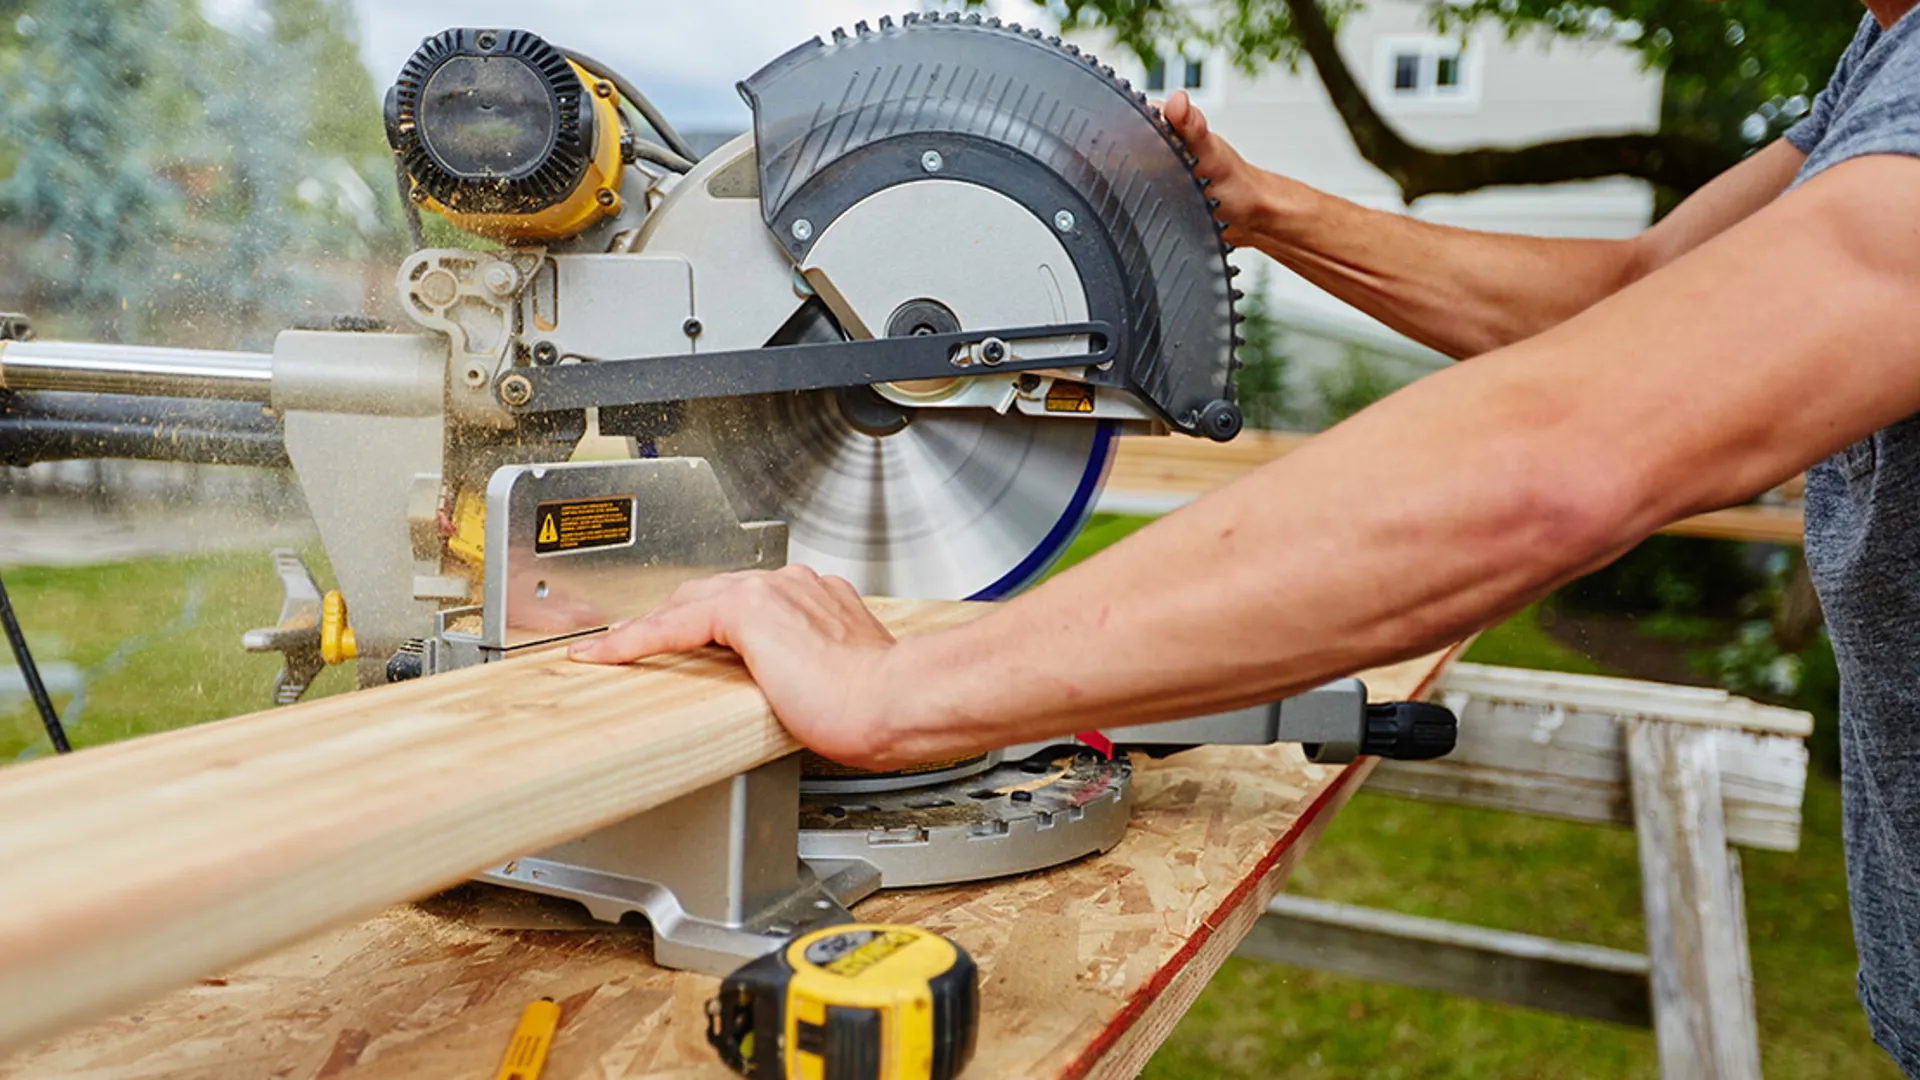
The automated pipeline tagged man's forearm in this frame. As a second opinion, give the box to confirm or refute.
[872,155,1920,766]
[1244,174,1643,359]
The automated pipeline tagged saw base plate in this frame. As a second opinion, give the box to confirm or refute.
[799,748,1132,888]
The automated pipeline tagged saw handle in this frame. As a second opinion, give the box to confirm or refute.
[1359,701,1458,761]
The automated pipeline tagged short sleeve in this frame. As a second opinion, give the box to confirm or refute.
[1795,11,1920,184]
[1786,14,1878,155]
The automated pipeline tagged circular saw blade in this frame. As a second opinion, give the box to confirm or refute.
[660,392,1113,600]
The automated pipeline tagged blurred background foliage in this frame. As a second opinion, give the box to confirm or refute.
[0,0,402,347]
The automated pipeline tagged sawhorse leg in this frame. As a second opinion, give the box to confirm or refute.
[1627,718,1763,1079]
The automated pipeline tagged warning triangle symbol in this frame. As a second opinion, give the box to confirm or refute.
[538,514,558,545]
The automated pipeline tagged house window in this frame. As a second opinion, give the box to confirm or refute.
[1380,38,1471,100]
[1393,54,1419,91]
[1143,54,1205,93]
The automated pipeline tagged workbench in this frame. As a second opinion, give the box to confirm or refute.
[0,648,1453,1080]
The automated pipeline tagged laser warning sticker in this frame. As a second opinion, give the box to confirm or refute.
[533,497,635,555]
[1044,381,1095,413]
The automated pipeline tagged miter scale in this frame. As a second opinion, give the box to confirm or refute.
[0,15,1454,974]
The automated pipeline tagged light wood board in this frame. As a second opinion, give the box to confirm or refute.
[0,644,1454,1080]
[0,597,986,1057]
[1102,432,1805,546]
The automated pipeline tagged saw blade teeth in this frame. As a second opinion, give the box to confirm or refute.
[831,25,847,42]
[1226,263,1240,277]
[855,19,870,35]
[903,11,919,24]
[879,14,893,30]
[987,15,1002,27]
[965,11,982,24]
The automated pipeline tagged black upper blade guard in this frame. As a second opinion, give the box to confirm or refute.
[738,12,1242,441]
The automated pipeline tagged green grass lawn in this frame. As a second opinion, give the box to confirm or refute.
[1,522,1890,1077]
[0,548,353,760]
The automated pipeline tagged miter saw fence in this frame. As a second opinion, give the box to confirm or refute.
[0,16,1457,977]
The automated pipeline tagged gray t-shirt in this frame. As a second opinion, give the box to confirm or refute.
[1785,10,1920,1076]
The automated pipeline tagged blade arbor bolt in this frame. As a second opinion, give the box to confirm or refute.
[498,373,535,408]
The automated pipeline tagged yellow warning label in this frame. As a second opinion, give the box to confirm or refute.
[533,497,635,555]
[1044,381,1095,413]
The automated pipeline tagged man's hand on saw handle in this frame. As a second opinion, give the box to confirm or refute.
[569,566,905,769]
[1160,91,1271,249]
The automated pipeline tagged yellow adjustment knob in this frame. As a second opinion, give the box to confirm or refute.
[321,590,358,666]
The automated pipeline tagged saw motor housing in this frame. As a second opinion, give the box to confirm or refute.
[386,28,629,243]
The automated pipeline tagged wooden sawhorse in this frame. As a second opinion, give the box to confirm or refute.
[1239,662,1812,1080]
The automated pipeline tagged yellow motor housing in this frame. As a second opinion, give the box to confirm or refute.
[386,28,627,244]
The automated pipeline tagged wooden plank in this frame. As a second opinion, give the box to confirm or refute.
[1102,433,1805,545]
[1238,895,1653,1028]
[1440,663,1812,737]
[1368,664,1811,851]
[1627,719,1763,1080]
[1659,504,1803,546]
[0,651,1458,1080]
[0,597,986,1057]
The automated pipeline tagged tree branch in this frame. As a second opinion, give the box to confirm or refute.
[1279,0,1735,200]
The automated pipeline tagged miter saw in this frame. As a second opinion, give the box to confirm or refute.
[0,15,1454,973]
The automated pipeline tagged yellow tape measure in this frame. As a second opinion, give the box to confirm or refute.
[707,924,979,1080]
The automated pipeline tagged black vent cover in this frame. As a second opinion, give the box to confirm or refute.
[385,28,594,216]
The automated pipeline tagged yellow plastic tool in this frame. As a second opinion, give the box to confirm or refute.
[492,997,561,1080]
[318,589,356,666]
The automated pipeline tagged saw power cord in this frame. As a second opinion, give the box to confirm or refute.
[0,566,70,754]
[558,47,697,165]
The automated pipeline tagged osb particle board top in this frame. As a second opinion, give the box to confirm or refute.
[0,649,1451,1080]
